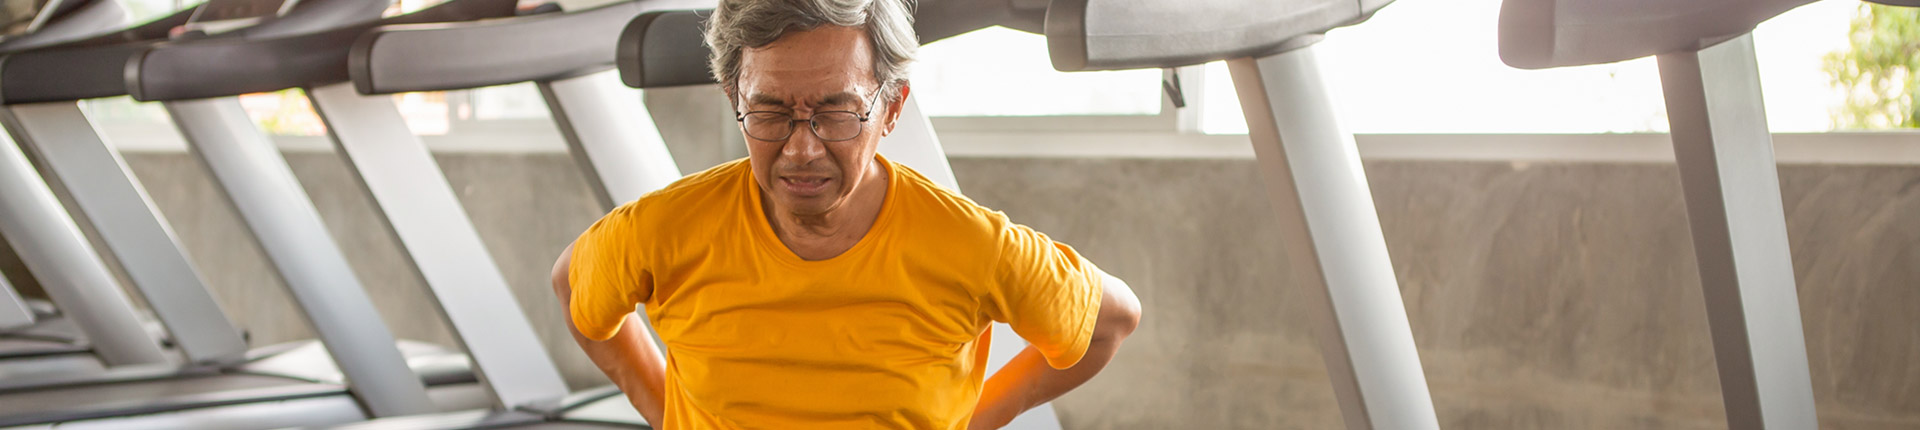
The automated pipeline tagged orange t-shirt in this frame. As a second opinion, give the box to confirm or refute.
[568,155,1104,429]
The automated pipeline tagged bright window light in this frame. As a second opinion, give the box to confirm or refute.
[913,26,1162,117]
[1201,0,1865,134]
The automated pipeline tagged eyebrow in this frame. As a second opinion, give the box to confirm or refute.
[743,91,865,111]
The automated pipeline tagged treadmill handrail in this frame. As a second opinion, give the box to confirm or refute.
[1043,0,1392,71]
[614,2,1062,89]
[223,0,389,40]
[347,0,711,95]
[0,0,127,53]
[126,0,520,102]
[27,6,196,50]
[1497,0,1815,69]
[0,0,388,104]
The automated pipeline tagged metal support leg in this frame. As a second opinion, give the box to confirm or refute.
[537,70,683,376]
[162,97,436,417]
[537,70,682,207]
[305,83,570,410]
[1227,45,1438,430]
[0,117,167,366]
[0,269,31,330]
[873,93,1060,429]
[0,102,249,365]
[877,93,960,189]
[1655,34,1816,430]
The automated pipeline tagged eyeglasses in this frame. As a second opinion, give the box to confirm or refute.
[735,90,882,142]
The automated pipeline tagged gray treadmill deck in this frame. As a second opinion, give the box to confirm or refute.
[315,387,648,429]
[0,340,475,426]
[0,335,87,358]
[0,372,310,416]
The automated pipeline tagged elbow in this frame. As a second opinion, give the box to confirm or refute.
[551,244,576,302]
[1094,274,1142,342]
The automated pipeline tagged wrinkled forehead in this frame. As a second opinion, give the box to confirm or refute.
[736,25,879,107]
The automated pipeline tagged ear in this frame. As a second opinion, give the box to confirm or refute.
[879,81,910,136]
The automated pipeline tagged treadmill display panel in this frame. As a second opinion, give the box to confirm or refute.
[185,0,299,33]
[0,0,53,39]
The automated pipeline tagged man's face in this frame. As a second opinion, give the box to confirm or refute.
[735,25,902,217]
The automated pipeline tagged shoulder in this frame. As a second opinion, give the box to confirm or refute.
[592,158,751,239]
[887,160,1014,247]
[615,158,748,217]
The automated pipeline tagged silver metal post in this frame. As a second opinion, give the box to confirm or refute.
[162,97,437,417]
[1655,34,1816,430]
[0,117,167,366]
[877,93,960,189]
[1227,44,1438,430]
[0,102,249,365]
[875,93,1061,429]
[305,82,571,410]
[537,70,682,207]
[0,268,32,330]
[536,69,682,365]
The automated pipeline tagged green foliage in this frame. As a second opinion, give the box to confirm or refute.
[1823,4,1920,129]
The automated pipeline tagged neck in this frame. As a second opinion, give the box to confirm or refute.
[764,158,889,244]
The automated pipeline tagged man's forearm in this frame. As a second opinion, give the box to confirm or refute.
[565,312,669,425]
[554,244,669,426]
[971,272,1141,429]
[971,336,1125,429]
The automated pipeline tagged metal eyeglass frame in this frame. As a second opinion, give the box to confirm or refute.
[734,89,883,142]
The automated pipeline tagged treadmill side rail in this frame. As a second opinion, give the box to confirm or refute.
[306,82,572,410]
[0,114,168,367]
[1656,34,1817,430]
[0,268,31,330]
[0,102,251,365]
[163,98,440,418]
[1228,45,1439,430]
[537,70,681,208]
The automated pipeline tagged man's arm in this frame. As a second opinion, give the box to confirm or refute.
[970,270,1142,430]
[551,244,670,426]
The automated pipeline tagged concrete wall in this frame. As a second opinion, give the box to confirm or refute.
[67,150,1916,429]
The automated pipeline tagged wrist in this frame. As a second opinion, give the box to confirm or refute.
[971,393,1024,429]
[969,407,1014,430]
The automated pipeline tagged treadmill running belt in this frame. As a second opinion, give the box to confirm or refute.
[0,373,329,425]
[509,424,644,429]
[0,335,84,357]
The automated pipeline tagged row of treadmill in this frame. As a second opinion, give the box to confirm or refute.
[0,0,1911,428]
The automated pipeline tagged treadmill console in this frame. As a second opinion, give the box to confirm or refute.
[0,0,55,41]
[183,0,300,34]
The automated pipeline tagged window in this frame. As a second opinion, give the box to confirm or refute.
[1200,0,1872,134]
[912,26,1163,117]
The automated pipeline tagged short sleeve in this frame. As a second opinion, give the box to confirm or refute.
[568,203,653,341]
[984,222,1105,370]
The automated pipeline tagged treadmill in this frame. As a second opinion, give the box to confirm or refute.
[109,0,596,427]
[0,0,178,376]
[1497,0,1914,428]
[0,0,539,427]
[306,4,1067,429]
[1043,1,1440,428]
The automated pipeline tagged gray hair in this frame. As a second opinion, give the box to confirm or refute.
[705,0,918,106]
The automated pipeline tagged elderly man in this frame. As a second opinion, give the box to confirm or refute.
[550,0,1141,428]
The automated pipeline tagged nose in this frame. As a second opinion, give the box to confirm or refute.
[780,123,828,165]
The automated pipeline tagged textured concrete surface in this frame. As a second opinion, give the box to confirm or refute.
[23,150,1920,429]
[961,159,1919,430]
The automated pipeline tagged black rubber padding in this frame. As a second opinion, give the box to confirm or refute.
[615,9,712,89]
[127,0,519,101]
[1043,0,1392,71]
[349,0,711,95]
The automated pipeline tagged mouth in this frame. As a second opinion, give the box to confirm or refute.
[779,176,833,196]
